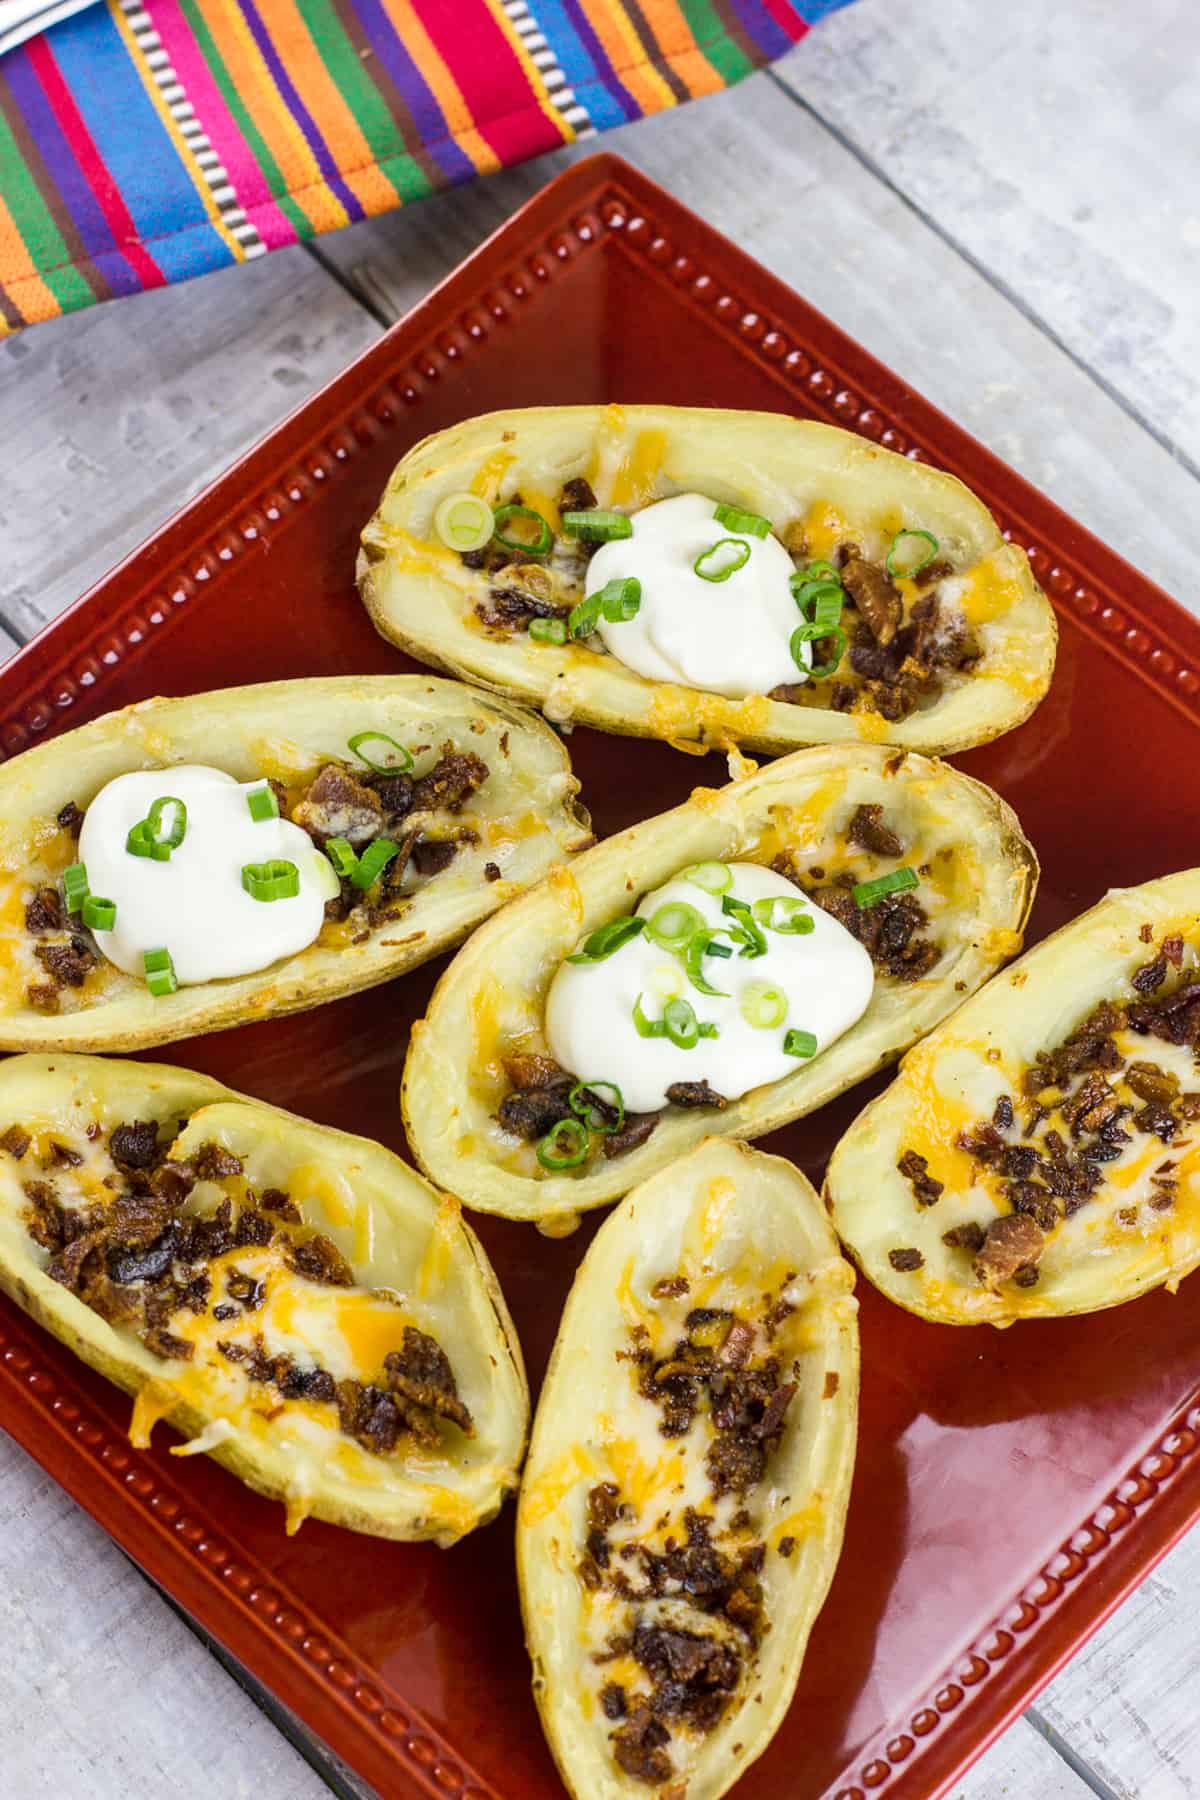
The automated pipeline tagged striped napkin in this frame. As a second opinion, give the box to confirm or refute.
[0,0,855,333]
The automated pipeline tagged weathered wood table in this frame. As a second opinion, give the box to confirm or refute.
[2,1,1197,1794]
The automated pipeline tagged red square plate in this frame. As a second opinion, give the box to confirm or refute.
[4,153,1199,1800]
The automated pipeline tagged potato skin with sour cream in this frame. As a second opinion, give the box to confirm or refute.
[358,404,1056,757]
[0,1053,528,1541]
[518,1136,859,1800]
[0,675,591,1052]
[826,869,1200,1324]
[402,743,1038,1227]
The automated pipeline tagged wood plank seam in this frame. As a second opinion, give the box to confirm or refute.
[1026,1707,1126,1800]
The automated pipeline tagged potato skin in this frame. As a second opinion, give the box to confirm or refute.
[517,1137,859,1800]
[825,870,1200,1324]
[0,1053,528,1541]
[359,404,1057,756]
[402,743,1038,1226]
[0,675,591,1052]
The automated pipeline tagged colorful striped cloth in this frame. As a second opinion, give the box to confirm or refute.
[0,0,854,333]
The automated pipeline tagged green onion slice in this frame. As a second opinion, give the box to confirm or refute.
[434,492,494,553]
[561,509,632,542]
[633,993,666,1038]
[752,895,815,935]
[683,860,732,895]
[81,894,115,932]
[493,503,553,556]
[741,980,789,1029]
[63,862,89,913]
[348,730,414,774]
[713,503,770,539]
[790,575,844,614]
[853,867,919,908]
[790,623,846,680]
[242,859,300,903]
[351,837,401,891]
[804,560,841,583]
[886,529,939,579]
[144,947,177,997]
[568,915,646,964]
[784,1028,818,1058]
[663,996,702,1049]
[567,591,602,639]
[568,1080,625,1135]
[528,617,567,645]
[536,1117,589,1170]
[721,894,767,957]
[246,784,279,823]
[126,820,171,862]
[597,576,641,623]
[147,796,187,850]
[684,928,733,997]
[645,900,705,953]
[694,538,752,583]
[324,837,359,880]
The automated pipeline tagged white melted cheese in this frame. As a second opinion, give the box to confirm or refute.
[545,862,874,1113]
[588,492,809,698]
[78,766,339,985]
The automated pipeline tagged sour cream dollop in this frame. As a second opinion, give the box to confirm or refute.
[588,493,808,699]
[78,766,340,985]
[545,862,874,1114]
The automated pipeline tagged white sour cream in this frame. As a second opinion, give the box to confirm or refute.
[78,766,340,985]
[545,862,874,1114]
[588,492,808,698]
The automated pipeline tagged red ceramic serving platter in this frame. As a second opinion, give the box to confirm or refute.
[3,153,1200,1800]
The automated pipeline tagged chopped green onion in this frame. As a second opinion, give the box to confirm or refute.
[684,928,733,997]
[81,894,115,932]
[633,993,666,1038]
[804,560,841,583]
[886,529,939,579]
[528,617,568,645]
[569,1080,625,1135]
[791,575,844,618]
[663,996,703,1049]
[246,784,279,823]
[63,862,89,913]
[348,730,413,774]
[126,820,171,862]
[493,503,553,556]
[784,1028,818,1059]
[713,503,770,538]
[536,1117,589,1170]
[597,576,641,623]
[561,509,632,542]
[242,859,301,903]
[143,948,177,997]
[683,860,732,895]
[694,538,752,583]
[752,895,815,935]
[810,589,844,632]
[434,492,494,553]
[721,894,767,957]
[853,867,919,908]
[790,623,846,680]
[351,837,400,891]
[567,591,602,639]
[740,980,789,1029]
[568,915,646,964]
[147,796,187,850]
[645,901,705,953]
[324,837,359,880]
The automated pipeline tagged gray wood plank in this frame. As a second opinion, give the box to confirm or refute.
[0,1434,336,1800]
[0,245,379,642]
[774,0,1200,474]
[313,73,1200,616]
[955,1715,1096,1799]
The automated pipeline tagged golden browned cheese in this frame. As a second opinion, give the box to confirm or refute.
[0,1053,528,1540]
[518,1138,859,1800]
[0,674,590,1052]
[358,404,1056,757]
[403,743,1038,1228]
[826,870,1200,1323]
